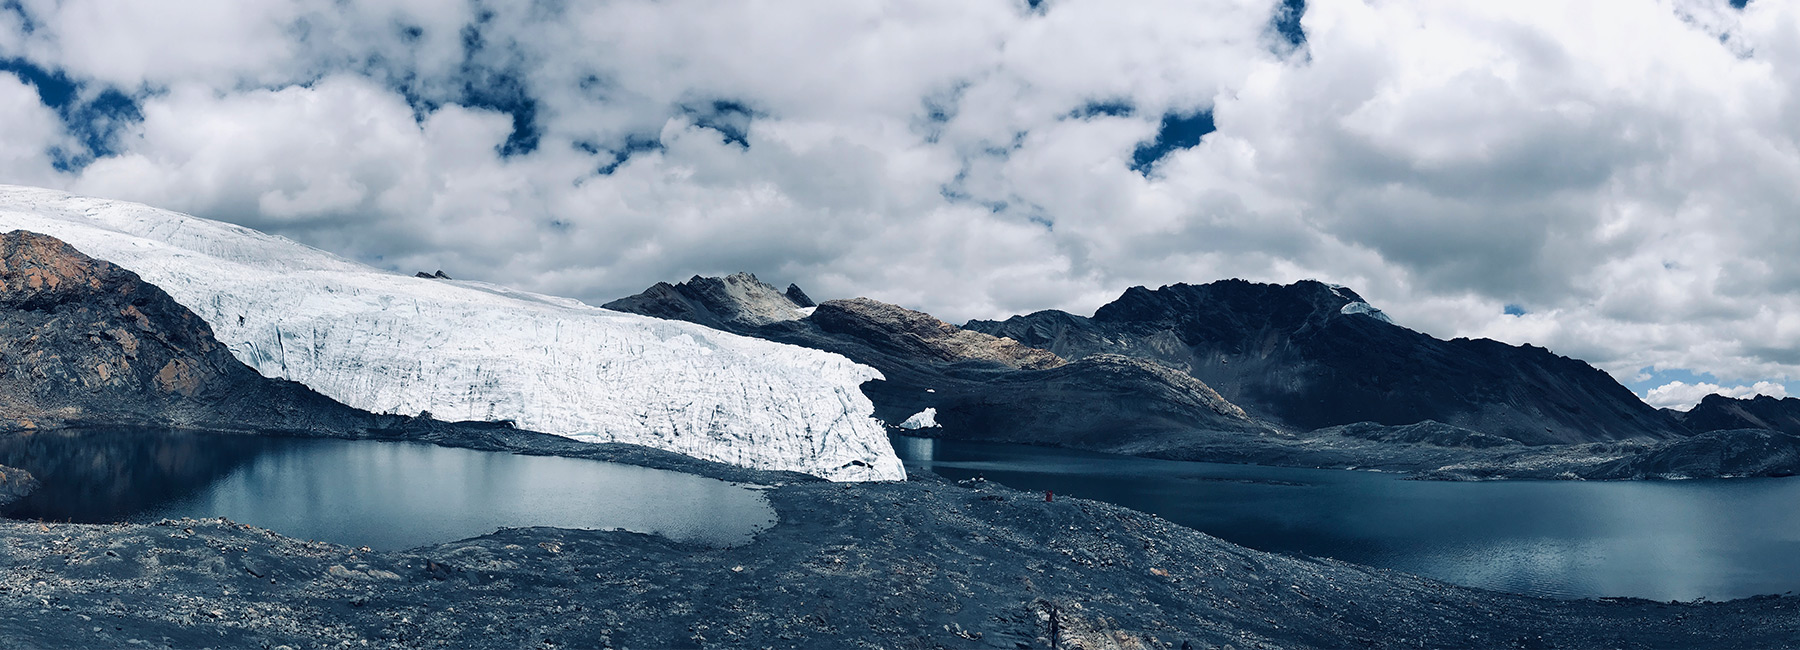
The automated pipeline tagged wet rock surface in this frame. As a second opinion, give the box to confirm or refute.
[4,456,1800,649]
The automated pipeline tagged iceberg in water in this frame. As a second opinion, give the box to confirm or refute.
[0,185,903,481]
[898,408,940,430]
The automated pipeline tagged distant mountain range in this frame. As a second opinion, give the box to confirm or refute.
[1673,394,1800,436]
[7,183,1798,483]
[612,275,1704,448]
[605,274,1278,455]
[604,271,1800,481]
[966,279,1687,445]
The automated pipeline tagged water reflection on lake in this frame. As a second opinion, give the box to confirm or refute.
[0,429,775,550]
[896,435,1800,601]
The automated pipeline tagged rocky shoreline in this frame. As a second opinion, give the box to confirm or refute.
[4,427,1800,649]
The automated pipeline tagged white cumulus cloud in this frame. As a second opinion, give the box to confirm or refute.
[1645,380,1790,411]
[0,0,1797,399]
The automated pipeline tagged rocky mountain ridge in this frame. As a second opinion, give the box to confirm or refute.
[604,273,1281,455]
[968,279,1688,445]
[1673,394,1800,436]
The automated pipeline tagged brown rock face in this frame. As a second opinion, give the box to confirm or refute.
[0,230,233,421]
[0,230,384,434]
[810,298,1065,371]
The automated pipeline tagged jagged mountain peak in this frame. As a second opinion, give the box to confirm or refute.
[967,277,1685,445]
[785,283,815,308]
[1677,393,1800,436]
[811,298,1065,371]
[1093,278,1390,330]
[604,271,811,329]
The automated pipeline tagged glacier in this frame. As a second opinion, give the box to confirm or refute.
[0,185,903,481]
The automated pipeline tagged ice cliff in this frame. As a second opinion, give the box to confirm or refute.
[0,185,903,481]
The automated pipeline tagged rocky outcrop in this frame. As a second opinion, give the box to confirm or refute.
[0,230,377,434]
[1674,394,1800,436]
[784,283,815,308]
[927,354,1277,453]
[810,298,1065,371]
[0,464,34,508]
[968,279,1686,445]
[608,274,1282,455]
[602,272,813,330]
[1316,421,1524,449]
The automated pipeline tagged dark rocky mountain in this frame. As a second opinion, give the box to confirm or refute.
[1673,394,1800,435]
[783,283,815,307]
[967,279,1687,445]
[601,271,816,330]
[604,274,1280,454]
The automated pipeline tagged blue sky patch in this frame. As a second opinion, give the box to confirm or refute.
[2,1,35,34]
[683,100,755,149]
[454,17,540,157]
[1131,110,1215,175]
[1073,100,1133,119]
[0,57,142,170]
[1503,304,1527,316]
[596,135,664,175]
[1623,367,1715,398]
[1271,0,1307,49]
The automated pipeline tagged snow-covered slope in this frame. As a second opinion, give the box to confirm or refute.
[0,185,903,481]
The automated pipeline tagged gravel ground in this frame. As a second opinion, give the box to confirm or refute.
[3,439,1800,650]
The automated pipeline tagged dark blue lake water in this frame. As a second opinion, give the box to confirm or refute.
[0,429,775,550]
[894,435,1800,601]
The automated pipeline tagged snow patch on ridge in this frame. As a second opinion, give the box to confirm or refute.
[0,185,903,482]
[1340,301,1395,324]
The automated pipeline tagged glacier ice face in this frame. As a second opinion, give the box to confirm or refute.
[898,408,940,430]
[0,185,903,482]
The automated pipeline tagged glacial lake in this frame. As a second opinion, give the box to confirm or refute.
[895,435,1800,602]
[0,429,776,550]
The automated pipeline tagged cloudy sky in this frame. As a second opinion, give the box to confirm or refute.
[0,0,1795,409]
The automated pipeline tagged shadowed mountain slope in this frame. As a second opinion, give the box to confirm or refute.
[604,274,1279,454]
[966,279,1687,445]
[1674,394,1800,436]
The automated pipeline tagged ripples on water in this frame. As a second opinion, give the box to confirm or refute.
[895,435,1800,601]
[0,429,776,550]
